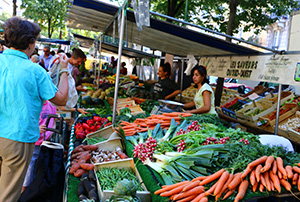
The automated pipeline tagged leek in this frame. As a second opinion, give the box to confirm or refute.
[161,118,178,141]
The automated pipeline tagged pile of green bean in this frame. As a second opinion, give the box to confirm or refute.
[96,167,144,191]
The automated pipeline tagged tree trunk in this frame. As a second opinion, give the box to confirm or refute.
[226,0,239,40]
[12,0,17,16]
[215,0,239,106]
[48,18,51,38]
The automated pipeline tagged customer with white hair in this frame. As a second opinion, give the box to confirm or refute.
[31,54,40,63]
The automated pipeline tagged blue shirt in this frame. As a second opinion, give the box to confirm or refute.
[40,54,53,70]
[0,49,58,143]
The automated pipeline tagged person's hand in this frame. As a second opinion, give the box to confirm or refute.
[39,124,46,134]
[58,53,69,70]
[77,108,88,115]
[41,58,44,65]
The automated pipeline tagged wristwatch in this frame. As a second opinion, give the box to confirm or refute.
[59,69,69,76]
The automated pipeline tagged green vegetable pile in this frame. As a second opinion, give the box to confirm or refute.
[139,100,159,115]
[114,108,147,126]
[96,167,144,191]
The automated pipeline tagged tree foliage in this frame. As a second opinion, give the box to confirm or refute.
[150,0,299,35]
[21,0,69,38]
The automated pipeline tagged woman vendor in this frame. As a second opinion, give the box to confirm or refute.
[183,65,217,114]
[153,62,181,100]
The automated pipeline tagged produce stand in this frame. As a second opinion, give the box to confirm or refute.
[63,1,300,202]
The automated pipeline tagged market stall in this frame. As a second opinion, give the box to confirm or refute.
[62,0,300,201]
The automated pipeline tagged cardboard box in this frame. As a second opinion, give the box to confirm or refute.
[94,158,151,201]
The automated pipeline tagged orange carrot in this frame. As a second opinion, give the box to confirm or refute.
[173,186,205,200]
[278,170,283,179]
[155,181,189,194]
[215,173,234,200]
[272,161,277,174]
[250,169,256,186]
[182,180,200,192]
[80,163,94,171]
[214,170,230,196]
[269,170,281,193]
[234,180,249,202]
[261,156,274,173]
[270,180,275,191]
[191,193,205,202]
[160,182,190,197]
[292,173,298,185]
[255,164,262,182]
[285,165,293,179]
[259,183,265,192]
[276,157,287,179]
[260,175,267,188]
[298,173,300,191]
[293,166,300,173]
[191,176,207,182]
[228,173,243,190]
[199,197,208,202]
[199,169,225,186]
[280,179,291,191]
[176,194,197,202]
[263,171,271,191]
[298,162,300,167]
[252,180,259,192]
[241,166,252,179]
[248,156,268,169]
[223,187,237,200]
[205,182,217,196]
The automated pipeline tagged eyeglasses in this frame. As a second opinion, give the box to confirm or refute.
[43,50,49,52]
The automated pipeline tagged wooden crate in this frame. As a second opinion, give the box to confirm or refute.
[262,104,299,127]
[117,98,133,103]
[117,100,136,110]
[278,111,300,131]
[236,101,274,122]
[93,132,123,151]
[87,125,115,139]
[117,105,144,115]
[94,158,151,202]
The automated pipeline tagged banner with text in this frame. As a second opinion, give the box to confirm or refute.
[199,54,300,86]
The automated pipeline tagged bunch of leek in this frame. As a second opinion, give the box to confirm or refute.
[144,144,230,185]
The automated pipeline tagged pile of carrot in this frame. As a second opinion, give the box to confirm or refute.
[154,156,300,202]
[119,112,192,136]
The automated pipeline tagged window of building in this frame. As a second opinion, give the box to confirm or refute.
[273,30,280,49]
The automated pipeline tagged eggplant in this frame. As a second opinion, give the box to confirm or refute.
[88,170,96,182]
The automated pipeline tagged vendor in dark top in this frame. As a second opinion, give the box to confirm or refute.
[153,62,181,100]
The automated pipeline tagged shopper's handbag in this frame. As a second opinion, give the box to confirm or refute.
[48,55,78,109]
[18,115,65,202]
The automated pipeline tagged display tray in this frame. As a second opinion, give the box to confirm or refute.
[278,111,300,131]
[94,158,151,202]
[93,132,123,152]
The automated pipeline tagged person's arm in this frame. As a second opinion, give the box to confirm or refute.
[57,106,88,115]
[165,89,181,100]
[183,100,195,109]
[49,54,69,106]
[186,91,211,114]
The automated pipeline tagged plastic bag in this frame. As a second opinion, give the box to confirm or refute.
[48,55,78,109]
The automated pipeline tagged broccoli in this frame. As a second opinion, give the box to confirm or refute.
[119,107,132,119]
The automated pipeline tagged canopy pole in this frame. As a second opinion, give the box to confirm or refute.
[180,58,185,102]
[274,83,282,135]
[97,34,102,89]
[112,8,125,124]
[94,40,99,87]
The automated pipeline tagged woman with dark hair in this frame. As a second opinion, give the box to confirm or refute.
[0,17,69,201]
[153,62,181,100]
[183,65,216,114]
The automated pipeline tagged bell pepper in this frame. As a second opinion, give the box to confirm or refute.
[82,123,90,130]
